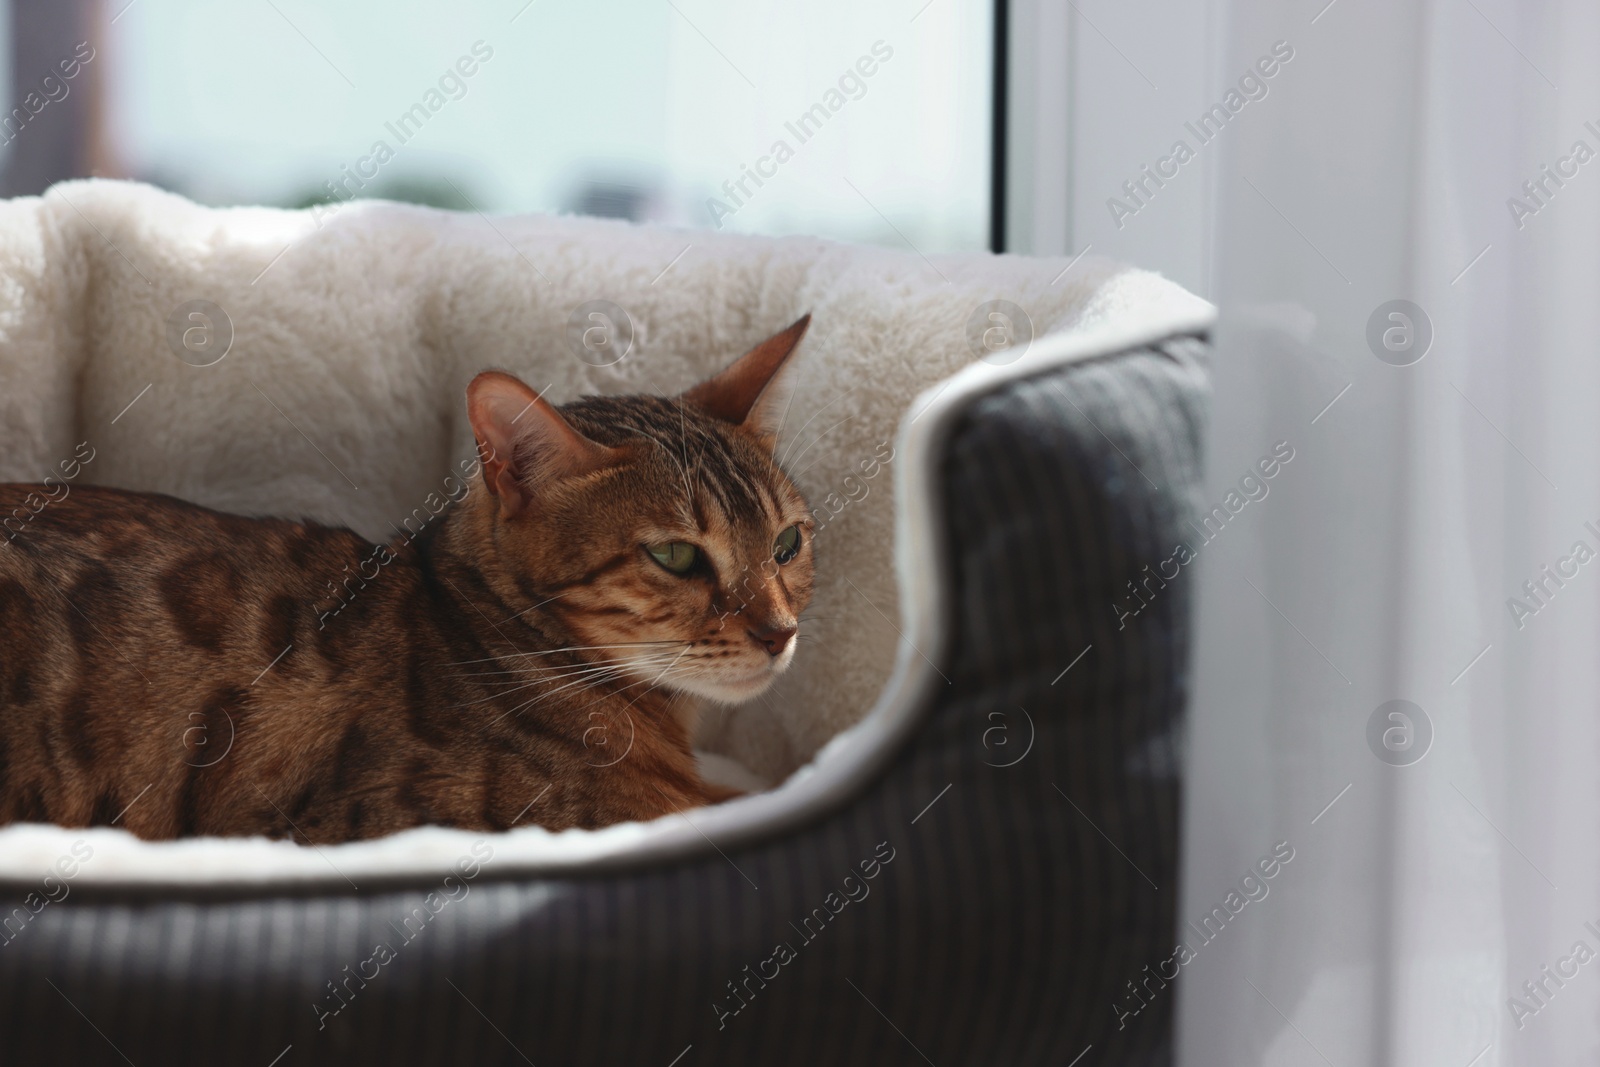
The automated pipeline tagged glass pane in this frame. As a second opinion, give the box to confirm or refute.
[100,0,993,252]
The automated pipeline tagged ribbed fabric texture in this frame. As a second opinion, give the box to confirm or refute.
[0,335,1209,1066]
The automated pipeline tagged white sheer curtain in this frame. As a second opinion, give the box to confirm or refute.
[1179,1,1600,1064]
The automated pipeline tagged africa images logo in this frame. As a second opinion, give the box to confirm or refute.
[1106,40,1294,230]
[1113,841,1295,1030]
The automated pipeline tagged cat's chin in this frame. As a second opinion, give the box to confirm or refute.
[669,666,785,706]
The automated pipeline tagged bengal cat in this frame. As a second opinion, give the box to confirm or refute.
[0,316,815,843]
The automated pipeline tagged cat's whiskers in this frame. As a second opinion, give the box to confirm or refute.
[476,659,678,700]
[635,421,701,531]
[777,390,849,469]
[442,640,685,668]
[676,400,696,504]
[549,649,696,720]
[561,660,697,720]
[605,669,691,718]
[487,652,694,725]
[448,646,683,694]
[508,590,570,620]
[787,413,858,478]
[494,648,689,685]
[678,401,719,513]
[452,652,688,712]
[507,647,696,722]
[455,650,684,681]
[685,407,715,504]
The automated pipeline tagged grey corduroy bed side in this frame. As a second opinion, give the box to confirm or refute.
[0,323,1209,1067]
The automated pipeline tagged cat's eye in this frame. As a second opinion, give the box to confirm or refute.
[774,525,802,564]
[647,541,699,574]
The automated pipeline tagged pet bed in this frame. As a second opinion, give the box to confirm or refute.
[0,181,1212,1066]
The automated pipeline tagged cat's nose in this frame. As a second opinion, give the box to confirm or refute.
[748,624,797,657]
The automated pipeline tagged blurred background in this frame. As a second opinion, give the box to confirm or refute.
[0,0,993,252]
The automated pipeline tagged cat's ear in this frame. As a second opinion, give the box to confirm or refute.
[466,372,621,517]
[680,314,810,452]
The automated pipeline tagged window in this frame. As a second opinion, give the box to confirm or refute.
[14,0,997,253]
